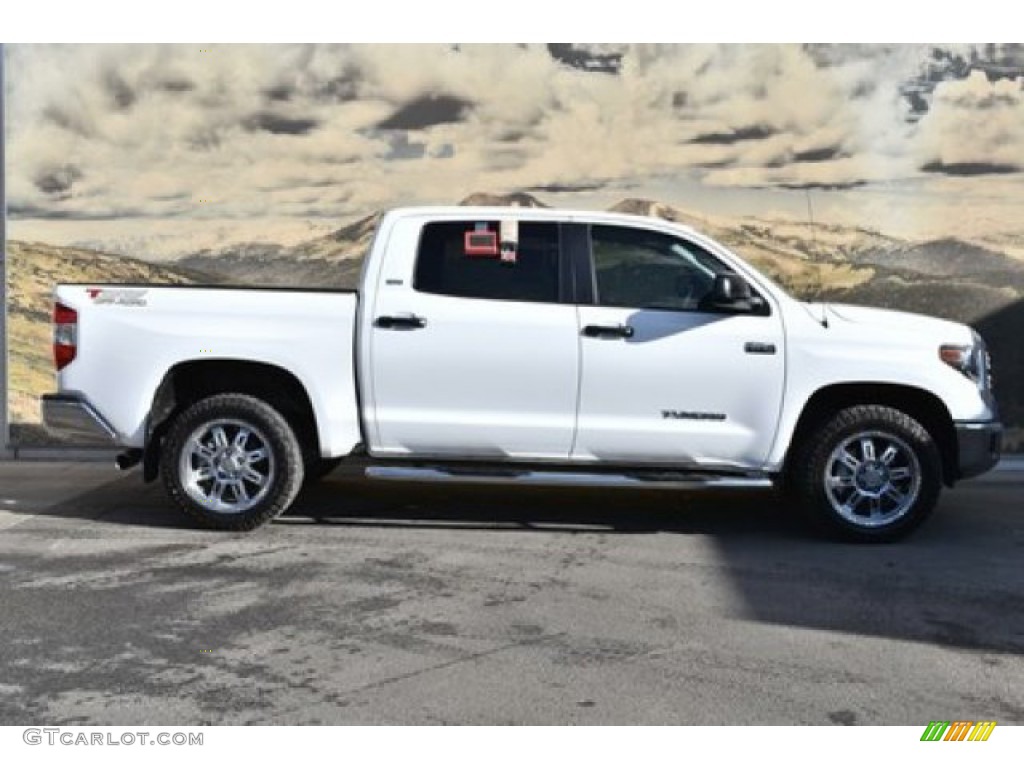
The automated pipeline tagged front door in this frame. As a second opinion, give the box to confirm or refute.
[572,223,785,469]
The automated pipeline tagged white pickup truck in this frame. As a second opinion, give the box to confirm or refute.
[42,206,1002,540]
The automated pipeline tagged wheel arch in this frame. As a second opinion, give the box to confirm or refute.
[783,382,958,488]
[143,359,319,482]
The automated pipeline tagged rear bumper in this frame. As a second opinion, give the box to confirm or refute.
[41,394,119,445]
[955,420,1002,480]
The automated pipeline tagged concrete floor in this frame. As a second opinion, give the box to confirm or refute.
[1,462,1022,725]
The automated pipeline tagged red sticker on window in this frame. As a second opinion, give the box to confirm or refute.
[464,230,499,256]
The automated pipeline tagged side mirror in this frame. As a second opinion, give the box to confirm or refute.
[706,273,754,312]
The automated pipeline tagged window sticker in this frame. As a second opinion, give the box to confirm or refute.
[464,222,499,256]
[500,219,519,264]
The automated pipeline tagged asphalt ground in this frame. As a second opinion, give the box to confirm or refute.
[0,462,1022,725]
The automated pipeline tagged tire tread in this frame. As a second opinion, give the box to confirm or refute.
[160,393,304,531]
[791,404,942,542]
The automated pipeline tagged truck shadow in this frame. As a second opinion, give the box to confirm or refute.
[290,472,1024,656]
[19,468,801,536]
[287,475,804,537]
[20,467,1024,655]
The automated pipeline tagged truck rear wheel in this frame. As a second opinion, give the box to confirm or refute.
[791,405,942,542]
[161,393,304,530]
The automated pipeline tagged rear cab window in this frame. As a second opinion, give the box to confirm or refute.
[414,220,561,303]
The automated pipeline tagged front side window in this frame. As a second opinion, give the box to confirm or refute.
[590,224,729,311]
[414,221,560,304]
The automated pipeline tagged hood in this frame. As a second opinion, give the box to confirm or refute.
[821,303,973,342]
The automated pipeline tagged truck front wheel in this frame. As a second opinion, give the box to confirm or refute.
[161,393,305,530]
[791,405,942,542]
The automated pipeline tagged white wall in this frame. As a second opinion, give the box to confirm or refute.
[1,44,10,455]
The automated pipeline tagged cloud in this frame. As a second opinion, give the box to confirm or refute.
[526,182,605,193]
[375,93,473,130]
[922,161,1020,176]
[546,44,624,75]
[702,156,892,190]
[243,112,320,135]
[916,70,1024,173]
[691,125,776,145]
[34,164,83,196]
[5,42,1023,249]
[157,77,195,94]
[793,145,842,163]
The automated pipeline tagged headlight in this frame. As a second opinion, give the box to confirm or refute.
[940,331,991,391]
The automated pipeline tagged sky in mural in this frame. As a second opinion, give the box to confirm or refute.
[7,43,1024,258]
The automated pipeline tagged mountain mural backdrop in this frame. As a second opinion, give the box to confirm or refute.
[5,45,1024,448]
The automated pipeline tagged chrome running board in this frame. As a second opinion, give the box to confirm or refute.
[364,466,773,490]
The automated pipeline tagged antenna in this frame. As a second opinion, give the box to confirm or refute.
[805,188,828,327]
[805,189,818,258]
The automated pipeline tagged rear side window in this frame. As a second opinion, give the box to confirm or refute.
[414,221,560,303]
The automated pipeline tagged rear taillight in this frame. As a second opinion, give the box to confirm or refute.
[54,301,78,371]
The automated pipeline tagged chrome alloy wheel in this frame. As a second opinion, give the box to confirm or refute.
[824,431,922,528]
[179,419,275,514]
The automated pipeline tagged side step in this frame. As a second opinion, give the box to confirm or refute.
[364,466,773,490]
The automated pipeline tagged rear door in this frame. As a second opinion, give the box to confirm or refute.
[367,217,580,460]
[572,223,785,469]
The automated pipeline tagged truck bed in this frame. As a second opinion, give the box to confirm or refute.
[51,283,362,455]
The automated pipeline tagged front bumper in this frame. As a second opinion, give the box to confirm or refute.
[955,420,1002,480]
[41,394,119,445]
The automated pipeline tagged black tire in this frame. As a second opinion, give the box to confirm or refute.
[791,405,942,542]
[160,393,305,530]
